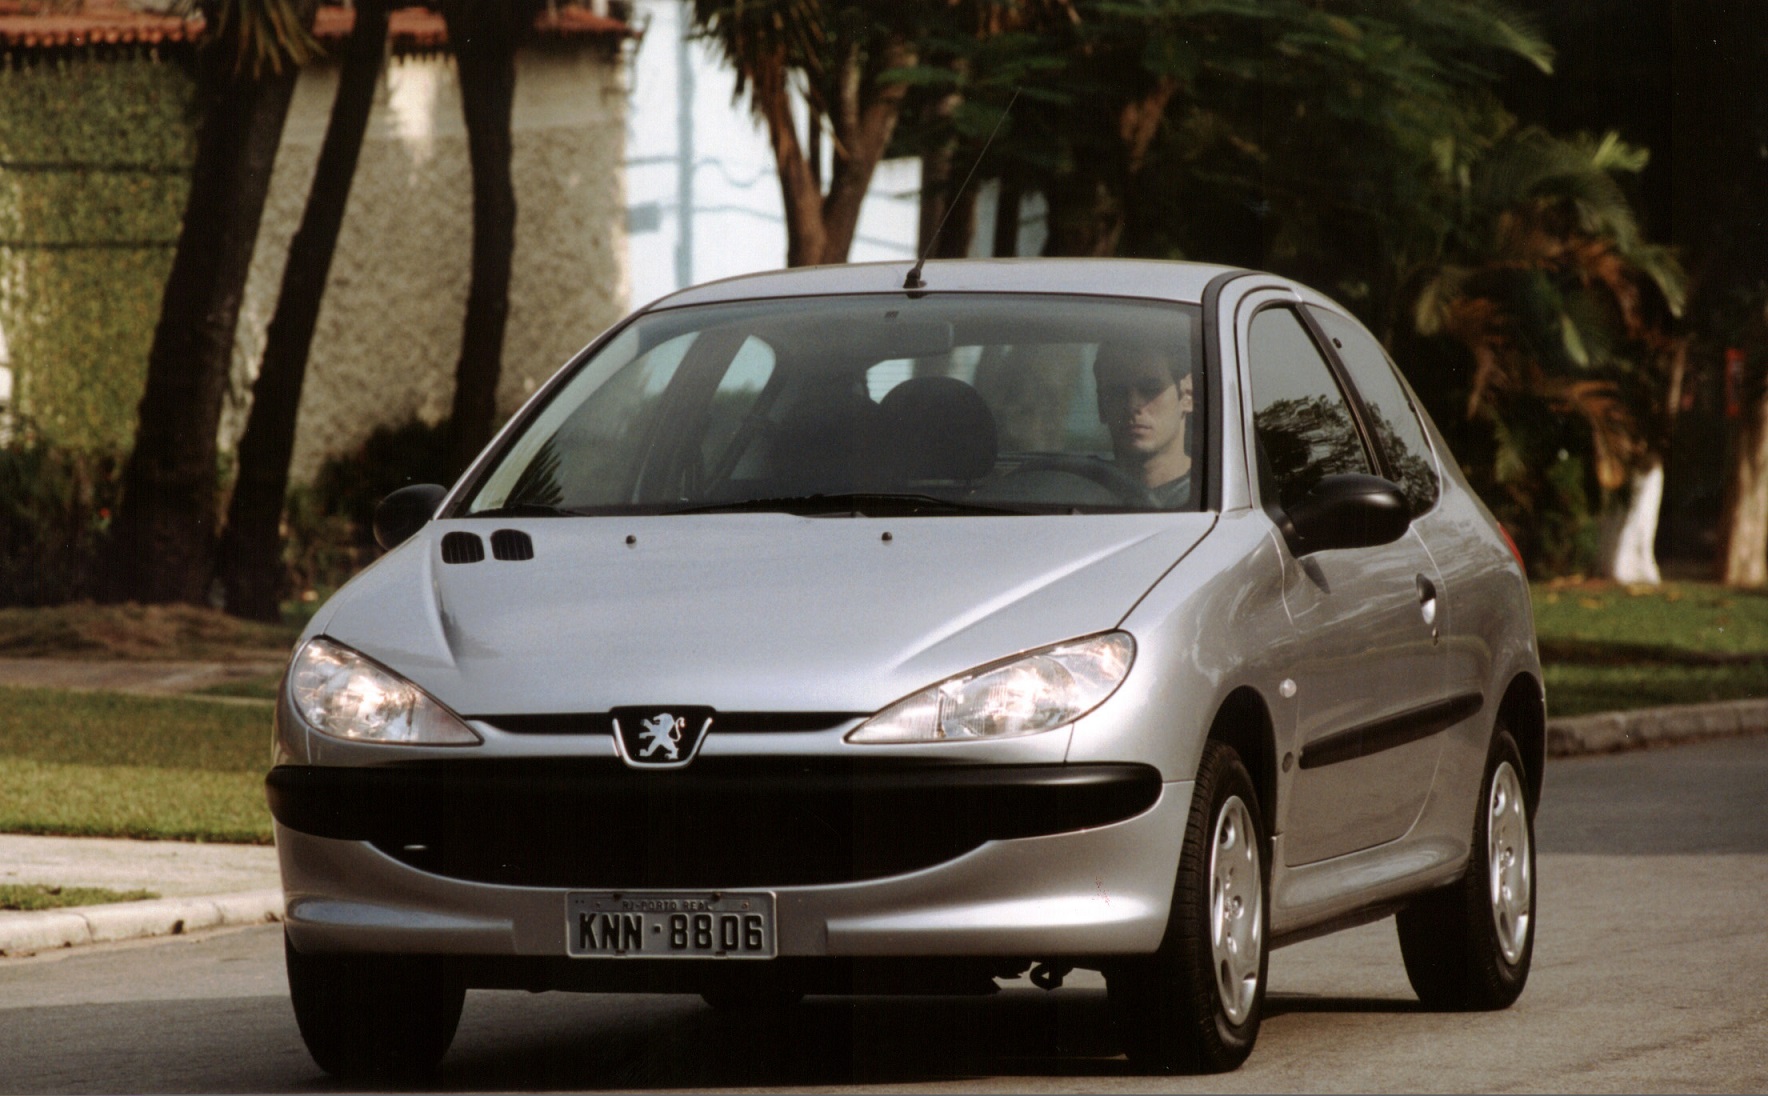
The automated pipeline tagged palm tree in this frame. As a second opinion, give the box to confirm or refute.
[690,0,922,267]
[1410,128,1686,579]
[220,0,392,622]
[439,0,546,473]
[104,0,318,606]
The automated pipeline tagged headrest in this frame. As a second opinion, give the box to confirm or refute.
[880,376,998,482]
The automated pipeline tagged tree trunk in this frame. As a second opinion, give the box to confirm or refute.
[220,0,391,622]
[992,175,1023,258]
[748,49,826,268]
[1043,173,1122,257]
[442,0,538,474]
[1041,80,1175,260]
[917,147,955,259]
[1599,460,1664,585]
[817,39,914,264]
[103,5,311,605]
[1718,370,1768,586]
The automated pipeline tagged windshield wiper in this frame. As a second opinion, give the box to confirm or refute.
[668,492,1022,517]
[464,501,582,518]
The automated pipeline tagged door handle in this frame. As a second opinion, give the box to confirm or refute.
[1416,574,1439,638]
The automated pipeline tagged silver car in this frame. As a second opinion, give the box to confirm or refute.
[268,259,1543,1079]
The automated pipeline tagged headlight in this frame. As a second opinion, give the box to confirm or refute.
[289,638,481,746]
[847,632,1135,744]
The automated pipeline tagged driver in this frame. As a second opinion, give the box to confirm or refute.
[1093,339,1194,508]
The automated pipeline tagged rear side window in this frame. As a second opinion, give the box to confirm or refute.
[1309,308,1440,516]
[1247,307,1371,510]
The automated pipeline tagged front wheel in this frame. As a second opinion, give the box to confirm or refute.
[1108,740,1267,1073]
[284,932,465,1081]
[1396,727,1535,1009]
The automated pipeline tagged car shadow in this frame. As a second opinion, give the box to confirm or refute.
[376,984,1426,1090]
[1263,992,1423,1017]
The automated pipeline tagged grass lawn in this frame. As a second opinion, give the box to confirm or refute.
[1533,580,1768,718]
[0,883,157,911]
[0,686,273,843]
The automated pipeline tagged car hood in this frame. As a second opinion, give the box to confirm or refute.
[313,512,1215,715]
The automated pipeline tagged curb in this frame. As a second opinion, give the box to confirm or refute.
[1546,697,1768,757]
[0,888,282,958]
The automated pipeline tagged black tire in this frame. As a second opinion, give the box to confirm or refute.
[1396,727,1535,1010]
[284,932,465,1081]
[1108,740,1268,1073]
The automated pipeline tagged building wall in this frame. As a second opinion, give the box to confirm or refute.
[230,43,629,483]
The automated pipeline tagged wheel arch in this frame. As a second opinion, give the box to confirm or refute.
[1497,671,1546,812]
[1206,685,1278,842]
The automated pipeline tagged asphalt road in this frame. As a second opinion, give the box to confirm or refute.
[3,736,1765,1094]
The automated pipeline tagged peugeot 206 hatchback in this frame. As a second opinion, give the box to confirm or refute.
[268,259,1544,1079]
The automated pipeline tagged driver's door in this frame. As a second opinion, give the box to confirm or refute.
[1244,304,1452,865]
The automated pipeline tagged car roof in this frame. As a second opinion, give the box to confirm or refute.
[645,258,1251,312]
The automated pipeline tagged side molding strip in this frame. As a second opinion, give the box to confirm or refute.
[1298,693,1484,770]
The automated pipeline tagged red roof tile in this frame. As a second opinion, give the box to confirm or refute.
[0,2,630,52]
[0,4,199,49]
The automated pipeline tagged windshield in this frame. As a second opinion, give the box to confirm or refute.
[463,293,1204,517]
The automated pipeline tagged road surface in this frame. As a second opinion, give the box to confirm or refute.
[3,736,1765,1093]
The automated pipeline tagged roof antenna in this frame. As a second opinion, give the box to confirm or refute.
[904,87,1021,291]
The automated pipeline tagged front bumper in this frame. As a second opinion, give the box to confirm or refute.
[271,762,1191,964]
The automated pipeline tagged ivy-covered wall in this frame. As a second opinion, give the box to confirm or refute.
[0,52,194,453]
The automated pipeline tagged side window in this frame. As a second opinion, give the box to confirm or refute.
[1309,308,1440,516]
[1247,307,1371,509]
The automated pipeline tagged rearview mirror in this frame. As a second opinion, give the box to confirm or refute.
[373,484,448,551]
[1280,474,1409,555]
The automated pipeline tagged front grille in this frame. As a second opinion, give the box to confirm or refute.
[476,712,864,736]
[268,759,1161,889]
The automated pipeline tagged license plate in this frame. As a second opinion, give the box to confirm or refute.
[566,891,777,959]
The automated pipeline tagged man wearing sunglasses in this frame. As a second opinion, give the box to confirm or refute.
[1094,340,1195,508]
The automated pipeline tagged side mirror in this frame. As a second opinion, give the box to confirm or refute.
[1280,473,1409,555]
[373,484,448,551]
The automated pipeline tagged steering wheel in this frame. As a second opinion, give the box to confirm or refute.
[1007,455,1158,507]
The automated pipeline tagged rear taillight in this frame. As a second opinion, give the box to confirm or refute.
[1498,523,1526,575]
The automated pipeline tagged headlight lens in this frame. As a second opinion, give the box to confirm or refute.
[289,638,481,746]
[847,632,1135,744]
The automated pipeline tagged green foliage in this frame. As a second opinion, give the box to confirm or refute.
[1399,126,1685,575]
[880,0,1554,270]
[0,53,196,453]
[0,430,123,606]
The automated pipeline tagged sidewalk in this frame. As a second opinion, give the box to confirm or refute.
[0,835,280,957]
[1,659,1765,958]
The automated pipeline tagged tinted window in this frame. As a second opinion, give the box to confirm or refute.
[1310,308,1439,516]
[1247,307,1370,510]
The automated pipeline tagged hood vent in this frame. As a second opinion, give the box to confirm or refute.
[440,532,485,564]
[490,529,534,561]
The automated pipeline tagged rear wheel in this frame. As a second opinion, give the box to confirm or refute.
[1108,740,1267,1073]
[1396,727,1535,1009]
[284,932,464,1081]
